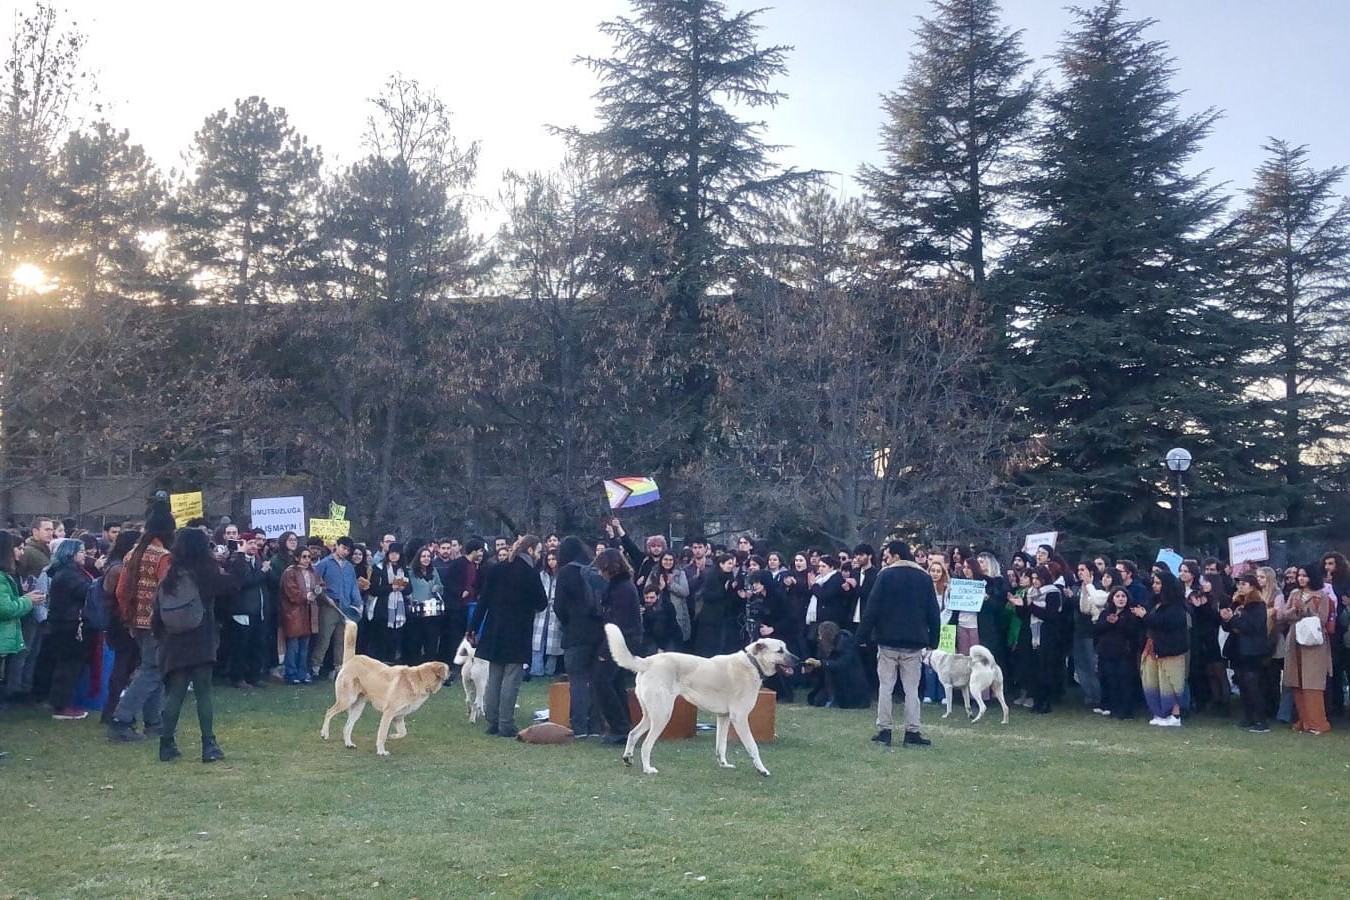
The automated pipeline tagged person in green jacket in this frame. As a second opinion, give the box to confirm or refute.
[2,531,47,759]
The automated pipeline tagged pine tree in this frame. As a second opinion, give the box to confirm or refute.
[572,0,815,326]
[1229,140,1350,532]
[45,122,165,305]
[861,0,1035,291]
[171,96,322,304]
[997,1,1255,556]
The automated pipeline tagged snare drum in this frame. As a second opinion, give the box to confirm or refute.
[412,594,445,618]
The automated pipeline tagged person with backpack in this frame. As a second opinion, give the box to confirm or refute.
[552,536,604,738]
[43,539,94,720]
[152,528,240,763]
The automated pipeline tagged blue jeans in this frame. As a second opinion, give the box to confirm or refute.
[284,636,311,683]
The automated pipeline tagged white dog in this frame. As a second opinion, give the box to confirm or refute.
[604,623,798,777]
[922,645,1009,724]
[452,636,489,723]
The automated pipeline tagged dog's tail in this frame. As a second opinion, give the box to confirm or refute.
[604,624,649,674]
[342,619,357,660]
[970,644,996,667]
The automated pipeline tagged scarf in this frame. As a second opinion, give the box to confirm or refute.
[385,563,407,629]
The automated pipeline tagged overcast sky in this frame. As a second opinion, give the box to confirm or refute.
[40,0,1350,219]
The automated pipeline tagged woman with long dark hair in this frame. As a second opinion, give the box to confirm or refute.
[1184,561,1227,715]
[403,547,445,664]
[592,547,641,745]
[1136,569,1189,727]
[99,529,142,727]
[367,543,408,664]
[153,528,240,763]
[1281,564,1334,735]
[1222,574,1270,732]
[1,531,45,750]
[44,539,93,720]
[553,536,602,737]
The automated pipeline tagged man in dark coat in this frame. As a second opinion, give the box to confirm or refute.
[553,536,604,736]
[468,537,548,738]
[856,540,941,747]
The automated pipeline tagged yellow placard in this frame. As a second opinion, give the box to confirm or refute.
[328,502,346,521]
[169,491,204,522]
[308,517,350,543]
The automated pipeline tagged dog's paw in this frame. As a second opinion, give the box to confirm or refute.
[376,748,390,757]
[941,711,951,719]
[719,761,736,769]
[642,766,658,775]
[319,731,329,741]
[757,768,771,778]
[622,754,633,767]
[343,741,356,749]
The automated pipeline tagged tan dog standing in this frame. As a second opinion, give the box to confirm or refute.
[320,621,449,756]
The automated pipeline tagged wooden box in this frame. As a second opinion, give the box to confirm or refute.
[627,690,697,740]
[728,689,777,743]
[547,679,696,740]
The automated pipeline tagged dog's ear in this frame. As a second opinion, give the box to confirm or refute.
[751,641,766,654]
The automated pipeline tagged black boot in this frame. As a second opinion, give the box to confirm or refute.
[201,738,225,763]
[870,728,892,746]
[902,730,931,747]
[159,739,182,762]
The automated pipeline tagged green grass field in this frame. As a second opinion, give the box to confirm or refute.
[2,680,1347,899]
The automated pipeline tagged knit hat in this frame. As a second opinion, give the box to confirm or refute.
[145,498,176,541]
[387,542,405,558]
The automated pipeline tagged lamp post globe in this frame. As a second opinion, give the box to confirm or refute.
[1165,448,1192,473]
[1164,448,1191,553]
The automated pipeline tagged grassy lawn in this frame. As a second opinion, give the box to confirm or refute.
[2,679,1347,899]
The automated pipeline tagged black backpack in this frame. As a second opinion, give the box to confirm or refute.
[157,572,204,634]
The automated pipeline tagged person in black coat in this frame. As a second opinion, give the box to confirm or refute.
[856,541,942,746]
[1094,588,1143,719]
[1016,565,1063,715]
[592,548,642,744]
[43,539,93,719]
[1186,567,1227,714]
[804,621,869,708]
[809,558,849,628]
[152,528,241,763]
[693,553,741,657]
[553,536,603,736]
[749,570,795,700]
[1221,574,1269,731]
[640,583,682,655]
[468,536,548,738]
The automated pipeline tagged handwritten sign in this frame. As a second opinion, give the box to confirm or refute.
[1228,530,1269,564]
[251,496,305,538]
[1022,531,1059,554]
[947,578,986,613]
[938,624,958,654]
[1155,548,1184,576]
[308,518,350,543]
[169,491,203,523]
[328,502,346,521]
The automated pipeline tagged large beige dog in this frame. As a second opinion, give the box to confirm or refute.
[604,623,798,777]
[320,621,449,756]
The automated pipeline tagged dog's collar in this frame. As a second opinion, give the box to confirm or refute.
[743,649,771,678]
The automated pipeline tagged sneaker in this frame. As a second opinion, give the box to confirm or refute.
[902,731,931,747]
[1160,715,1182,727]
[201,739,225,763]
[871,729,892,746]
[1248,723,1270,733]
[1092,707,1107,715]
[1148,717,1165,726]
[52,708,88,721]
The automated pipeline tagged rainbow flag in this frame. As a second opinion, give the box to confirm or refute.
[604,476,660,509]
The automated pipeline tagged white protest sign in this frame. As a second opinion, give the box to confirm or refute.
[1022,531,1059,554]
[947,578,986,613]
[250,496,306,538]
[1228,530,1269,565]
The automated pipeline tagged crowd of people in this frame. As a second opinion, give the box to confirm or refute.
[3,501,1348,762]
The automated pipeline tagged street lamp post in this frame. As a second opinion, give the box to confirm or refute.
[1165,448,1192,553]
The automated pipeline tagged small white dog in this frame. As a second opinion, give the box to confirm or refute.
[452,636,489,723]
[922,645,1009,724]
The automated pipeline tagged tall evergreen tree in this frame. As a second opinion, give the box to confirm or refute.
[1229,140,1350,532]
[171,96,321,304]
[572,0,814,327]
[861,0,1035,291]
[997,1,1254,556]
[45,122,165,306]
